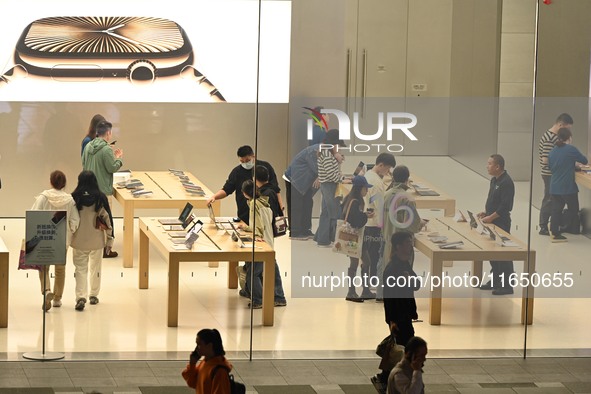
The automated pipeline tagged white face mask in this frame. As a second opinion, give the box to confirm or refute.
[241,160,255,170]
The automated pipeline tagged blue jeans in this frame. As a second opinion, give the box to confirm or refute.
[315,182,341,245]
[246,260,286,306]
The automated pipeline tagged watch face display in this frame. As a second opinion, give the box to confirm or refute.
[0,0,291,103]
[16,17,192,78]
[21,17,188,56]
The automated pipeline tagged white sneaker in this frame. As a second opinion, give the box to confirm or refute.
[53,299,62,307]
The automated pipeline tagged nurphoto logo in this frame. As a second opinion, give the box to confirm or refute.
[304,107,418,153]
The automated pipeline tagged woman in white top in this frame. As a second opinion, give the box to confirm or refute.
[31,170,80,311]
[70,171,114,311]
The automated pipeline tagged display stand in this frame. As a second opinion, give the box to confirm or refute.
[23,267,65,361]
[22,210,66,361]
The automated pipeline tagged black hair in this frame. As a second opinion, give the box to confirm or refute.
[241,179,259,199]
[555,127,572,147]
[255,165,269,183]
[197,328,226,356]
[392,165,410,183]
[490,154,505,169]
[96,120,113,137]
[323,129,340,145]
[71,171,105,212]
[391,232,413,250]
[556,113,573,126]
[375,153,396,168]
[341,184,365,212]
[405,336,427,358]
[237,145,254,158]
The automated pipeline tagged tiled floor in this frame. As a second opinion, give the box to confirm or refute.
[1,357,591,393]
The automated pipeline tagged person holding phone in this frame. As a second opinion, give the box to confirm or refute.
[387,336,428,394]
[31,170,80,311]
[181,328,232,394]
[82,120,122,258]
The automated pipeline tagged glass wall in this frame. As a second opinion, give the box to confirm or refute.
[286,0,591,359]
[0,0,291,357]
[0,0,590,361]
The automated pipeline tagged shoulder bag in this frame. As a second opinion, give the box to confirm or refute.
[332,199,365,258]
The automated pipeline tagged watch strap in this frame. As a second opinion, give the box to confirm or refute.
[1,62,226,103]
[181,66,226,102]
[0,65,27,87]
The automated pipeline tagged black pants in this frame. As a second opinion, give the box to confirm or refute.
[490,219,514,288]
[285,180,317,237]
[539,174,552,229]
[550,193,579,235]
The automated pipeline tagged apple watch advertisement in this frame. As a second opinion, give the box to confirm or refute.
[0,0,291,103]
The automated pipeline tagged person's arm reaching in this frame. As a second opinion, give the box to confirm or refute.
[207,190,228,206]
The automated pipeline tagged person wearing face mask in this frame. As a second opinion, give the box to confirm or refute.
[206,145,282,224]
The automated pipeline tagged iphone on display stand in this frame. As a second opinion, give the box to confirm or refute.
[0,16,225,101]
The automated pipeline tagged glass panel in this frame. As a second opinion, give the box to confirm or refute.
[0,0,292,360]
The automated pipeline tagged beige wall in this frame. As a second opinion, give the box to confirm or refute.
[497,0,536,181]
[0,103,288,218]
[288,0,454,158]
[448,0,503,177]
[3,0,591,217]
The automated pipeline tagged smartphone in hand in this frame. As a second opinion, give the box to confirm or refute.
[190,346,199,362]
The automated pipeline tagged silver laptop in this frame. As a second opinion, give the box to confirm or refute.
[208,204,235,230]
[228,221,253,243]
[159,202,193,226]
[169,220,203,243]
[168,214,196,237]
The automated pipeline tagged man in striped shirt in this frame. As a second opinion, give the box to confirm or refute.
[538,113,573,236]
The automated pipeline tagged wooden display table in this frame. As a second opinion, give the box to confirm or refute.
[347,172,456,217]
[112,171,219,268]
[575,170,591,191]
[409,175,456,217]
[0,236,8,328]
[413,216,535,325]
[138,217,276,327]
